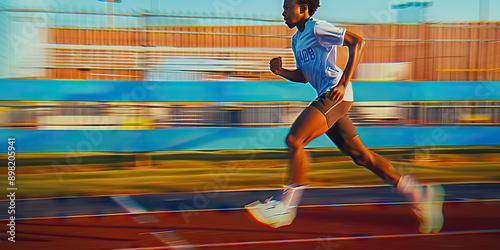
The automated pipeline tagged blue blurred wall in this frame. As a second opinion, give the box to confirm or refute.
[1,79,499,153]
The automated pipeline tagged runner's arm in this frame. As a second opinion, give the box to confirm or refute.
[339,30,365,87]
[270,56,308,83]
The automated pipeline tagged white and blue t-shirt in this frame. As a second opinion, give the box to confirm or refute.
[292,18,353,101]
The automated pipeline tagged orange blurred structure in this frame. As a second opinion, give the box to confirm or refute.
[43,22,500,81]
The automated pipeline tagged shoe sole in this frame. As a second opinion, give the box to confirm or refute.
[268,209,296,228]
[414,184,445,234]
[245,200,297,228]
[245,200,282,227]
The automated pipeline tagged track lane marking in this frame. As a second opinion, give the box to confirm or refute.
[113,229,500,249]
[5,198,500,221]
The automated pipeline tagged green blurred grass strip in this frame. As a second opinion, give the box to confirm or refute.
[7,154,500,199]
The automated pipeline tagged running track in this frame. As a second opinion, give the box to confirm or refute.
[1,182,499,249]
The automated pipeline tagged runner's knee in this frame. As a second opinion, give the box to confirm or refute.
[286,134,303,150]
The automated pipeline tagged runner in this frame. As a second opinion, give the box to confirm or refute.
[245,0,444,234]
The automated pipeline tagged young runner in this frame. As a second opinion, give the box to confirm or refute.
[245,0,444,234]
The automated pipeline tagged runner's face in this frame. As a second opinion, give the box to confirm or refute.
[282,0,306,29]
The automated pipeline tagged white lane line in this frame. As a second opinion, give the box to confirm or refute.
[8,198,500,221]
[180,180,500,193]
[151,230,198,250]
[7,181,500,202]
[111,195,159,223]
[111,196,194,248]
[113,229,500,249]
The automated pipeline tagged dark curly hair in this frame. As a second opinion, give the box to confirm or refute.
[297,0,320,16]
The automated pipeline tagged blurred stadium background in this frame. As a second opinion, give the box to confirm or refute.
[0,0,499,198]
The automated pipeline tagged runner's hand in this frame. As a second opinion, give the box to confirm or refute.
[327,81,346,103]
[269,57,282,75]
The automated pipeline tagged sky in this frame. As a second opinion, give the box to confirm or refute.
[1,0,499,24]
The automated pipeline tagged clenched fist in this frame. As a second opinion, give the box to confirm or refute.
[269,57,282,75]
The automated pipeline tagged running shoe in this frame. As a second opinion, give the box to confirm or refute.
[411,184,445,234]
[430,184,445,233]
[245,197,297,228]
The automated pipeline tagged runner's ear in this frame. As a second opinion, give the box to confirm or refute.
[300,4,308,14]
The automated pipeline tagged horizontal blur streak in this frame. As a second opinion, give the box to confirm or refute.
[0,80,498,130]
[1,9,499,81]
[2,126,500,153]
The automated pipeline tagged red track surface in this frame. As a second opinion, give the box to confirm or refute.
[5,201,500,250]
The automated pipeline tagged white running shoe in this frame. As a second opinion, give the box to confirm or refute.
[411,184,445,234]
[430,184,445,233]
[246,185,305,228]
[245,197,297,228]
